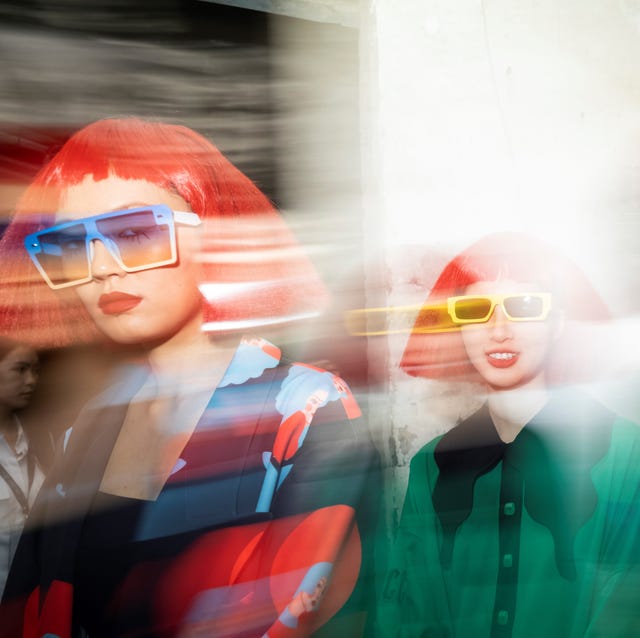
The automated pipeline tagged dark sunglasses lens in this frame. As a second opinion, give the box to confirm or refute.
[504,295,543,318]
[96,211,172,268]
[36,223,89,285]
[454,297,493,321]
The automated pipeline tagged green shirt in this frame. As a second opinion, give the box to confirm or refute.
[379,390,640,638]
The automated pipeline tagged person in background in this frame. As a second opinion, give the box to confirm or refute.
[0,337,43,599]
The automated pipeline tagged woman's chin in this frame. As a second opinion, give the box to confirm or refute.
[484,369,548,393]
[95,321,164,348]
[96,320,203,352]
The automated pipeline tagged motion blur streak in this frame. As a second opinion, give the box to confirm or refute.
[202,312,321,333]
[345,302,456,336]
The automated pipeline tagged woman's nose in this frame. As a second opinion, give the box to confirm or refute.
[24,369,38,388]
[90,239,125,280]
[488,304,512,341]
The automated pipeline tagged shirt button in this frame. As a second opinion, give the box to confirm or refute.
[497,610,509,625]
[503,554,513,568]
[503,502,516,516]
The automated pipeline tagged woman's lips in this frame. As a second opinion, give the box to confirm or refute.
[486,351,519,368]
[98,292,142,315]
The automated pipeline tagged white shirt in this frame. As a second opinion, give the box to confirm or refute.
[0,419,45,598]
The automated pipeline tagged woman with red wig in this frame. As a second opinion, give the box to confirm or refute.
[0,118,377,638]
[379,233,640,637]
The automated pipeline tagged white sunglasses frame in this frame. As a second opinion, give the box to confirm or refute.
[24,205,201,289]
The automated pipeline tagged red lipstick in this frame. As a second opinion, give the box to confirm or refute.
[486,351,519,368]
[98,292,142,315]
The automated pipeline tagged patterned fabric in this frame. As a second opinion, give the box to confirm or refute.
[1,337,377,638]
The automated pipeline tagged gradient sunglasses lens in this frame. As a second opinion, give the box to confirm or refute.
[25,207,176,288]
[502,294,546,319]
[29,222,91,287]
[95,210,172,268]
[451,297,494,322]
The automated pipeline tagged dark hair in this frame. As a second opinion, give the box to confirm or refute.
[0,336,25,362]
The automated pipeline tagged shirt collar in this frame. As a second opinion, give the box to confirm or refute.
[432,388,615,577]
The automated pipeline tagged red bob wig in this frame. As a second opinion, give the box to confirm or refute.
[400,232,610,384]
[0,118,328,347]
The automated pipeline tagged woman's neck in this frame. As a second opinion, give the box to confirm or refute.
[0,410,19,451]
[145,330,239,390]
[487,377,550,443]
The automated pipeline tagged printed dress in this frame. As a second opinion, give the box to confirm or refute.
[1,337,377,638]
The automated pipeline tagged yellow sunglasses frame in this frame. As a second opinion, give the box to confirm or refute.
[447,292,552,325]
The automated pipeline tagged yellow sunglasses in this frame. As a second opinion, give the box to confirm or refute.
[447,292,552,325]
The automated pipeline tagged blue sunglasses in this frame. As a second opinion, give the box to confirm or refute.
[24,205,201,289]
